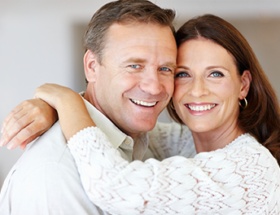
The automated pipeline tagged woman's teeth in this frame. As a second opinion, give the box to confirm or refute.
[188,104,216,111]
[130,99,157,107]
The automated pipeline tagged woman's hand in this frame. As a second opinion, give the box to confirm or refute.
[33,83,77,111]
[33,83,95,140]
[0,99,58,150]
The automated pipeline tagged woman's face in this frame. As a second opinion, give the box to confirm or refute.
[173,38,249,134]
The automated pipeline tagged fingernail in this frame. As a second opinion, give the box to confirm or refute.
[7,142,14,150]
[1,127,4,133]
[0,139,6,147]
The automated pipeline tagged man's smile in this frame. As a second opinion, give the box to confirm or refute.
[130,99,157,107]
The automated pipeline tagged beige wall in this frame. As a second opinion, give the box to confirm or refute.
[1,0,280,187]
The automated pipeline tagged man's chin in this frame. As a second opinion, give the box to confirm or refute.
[131,119,157,133]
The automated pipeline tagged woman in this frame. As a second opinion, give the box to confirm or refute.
[31,14,280,214]
[2,14,280,214]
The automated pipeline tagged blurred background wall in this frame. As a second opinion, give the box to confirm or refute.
[1,0,280,187]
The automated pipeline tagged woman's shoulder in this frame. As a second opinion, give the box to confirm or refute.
[225,133,274,156]
[198,133,280,173]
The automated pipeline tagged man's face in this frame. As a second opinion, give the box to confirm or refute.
[88,23,177,138]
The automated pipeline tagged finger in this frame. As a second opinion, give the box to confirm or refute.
[6,113,50,150]
[19,134,39,150]
[1,103,24,133]
[6,122,36,150]
[1,111,29,147]
[1,99,51,147]
[20,142,29,150]
[1,100,37,135]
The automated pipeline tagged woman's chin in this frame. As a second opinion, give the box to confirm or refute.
[184,121,214,134]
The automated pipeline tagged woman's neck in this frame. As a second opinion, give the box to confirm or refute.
[192,124,244,154]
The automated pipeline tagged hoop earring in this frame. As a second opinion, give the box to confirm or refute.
[239,97,248,109]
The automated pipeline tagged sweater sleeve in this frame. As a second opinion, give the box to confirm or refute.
[68,127,280,215]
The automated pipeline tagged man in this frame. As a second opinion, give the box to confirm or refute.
[0,0,194,214]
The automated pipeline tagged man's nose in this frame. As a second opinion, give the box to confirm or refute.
[188,77,209,98]
[139,70,163,95]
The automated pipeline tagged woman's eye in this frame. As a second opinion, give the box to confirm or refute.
[210,71,224,77]
[175,72,190,78]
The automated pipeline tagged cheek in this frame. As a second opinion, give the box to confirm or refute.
[173,80,187,102]
[162,77,175,96]
[219,81,241,98]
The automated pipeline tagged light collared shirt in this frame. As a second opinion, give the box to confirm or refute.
[0,98,152,215]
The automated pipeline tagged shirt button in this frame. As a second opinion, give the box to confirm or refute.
[124,139,131,145]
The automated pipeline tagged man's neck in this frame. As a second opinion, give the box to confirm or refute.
[83,89,140,139]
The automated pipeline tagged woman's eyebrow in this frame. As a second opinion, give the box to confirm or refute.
[176,65,229,71]
[177,65,189,70]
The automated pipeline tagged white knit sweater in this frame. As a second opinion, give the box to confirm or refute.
[68,126,280,215]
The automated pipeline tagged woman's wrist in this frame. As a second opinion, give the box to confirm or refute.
[57,93,96,140]
[54,88,81,112]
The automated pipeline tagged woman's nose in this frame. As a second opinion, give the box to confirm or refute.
[188,77,209,98]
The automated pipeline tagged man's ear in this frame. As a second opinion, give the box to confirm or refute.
[239,70,252,99]
[84,50,99,83]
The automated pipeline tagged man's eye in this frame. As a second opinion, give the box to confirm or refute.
[130,65,141,69]
[175,72,190,78]
[159,67,172,72]
[210,71,224,77]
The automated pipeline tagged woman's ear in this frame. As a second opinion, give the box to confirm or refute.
[239,70,252,99]
[84,50,99,83]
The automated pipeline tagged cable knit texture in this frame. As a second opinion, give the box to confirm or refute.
[68,126,280,215]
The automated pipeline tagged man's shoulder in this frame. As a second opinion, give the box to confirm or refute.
[0,121,104,215]
[5,121,76,183]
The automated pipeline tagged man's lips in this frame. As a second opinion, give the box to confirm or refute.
[130,99,157,107]
[185,103,217,111]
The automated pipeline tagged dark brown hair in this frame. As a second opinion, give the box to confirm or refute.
[83,0,176,63]
[167,14,280,165]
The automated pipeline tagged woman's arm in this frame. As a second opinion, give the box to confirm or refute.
[68,128,280,215]
[33,83,96,140]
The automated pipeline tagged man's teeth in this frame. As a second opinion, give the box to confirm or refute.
[188,104,216,111]
[131,99,157,107]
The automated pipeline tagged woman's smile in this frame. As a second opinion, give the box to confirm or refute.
[185,103,217,116]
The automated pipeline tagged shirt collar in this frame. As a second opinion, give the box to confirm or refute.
[82,98,127,149]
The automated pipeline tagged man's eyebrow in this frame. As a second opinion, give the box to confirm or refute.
[164,62,177,69]
[123,58,147,64]
[123,58,177,68]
